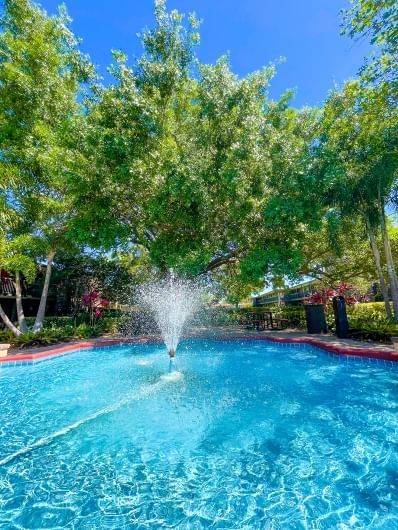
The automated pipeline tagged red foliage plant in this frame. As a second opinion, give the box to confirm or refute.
[305,283,370,306]
[81,290,110,323]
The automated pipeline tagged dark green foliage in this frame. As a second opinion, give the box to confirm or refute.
[0,314,122,346]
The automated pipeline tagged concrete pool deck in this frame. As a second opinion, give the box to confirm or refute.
[0,327,397,367]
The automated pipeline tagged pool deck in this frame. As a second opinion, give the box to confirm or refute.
[0,327,397,367]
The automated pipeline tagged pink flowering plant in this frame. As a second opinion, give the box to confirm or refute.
[81,290,110,326]
[305,283,370,307]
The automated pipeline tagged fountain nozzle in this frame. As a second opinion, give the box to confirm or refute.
[168,348,176,358]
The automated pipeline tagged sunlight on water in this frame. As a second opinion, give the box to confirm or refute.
[160,370,185,382]
[0,339,397,529]
[134,359,152,366]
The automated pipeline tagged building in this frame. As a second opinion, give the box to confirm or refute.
[0,270,55,320]
[252,279,318,307]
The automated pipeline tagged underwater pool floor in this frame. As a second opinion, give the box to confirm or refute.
[0,339,397,529]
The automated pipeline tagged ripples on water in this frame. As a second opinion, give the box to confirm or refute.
[0,340,397,529]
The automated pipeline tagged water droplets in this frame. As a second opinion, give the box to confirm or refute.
[138,273,203,355]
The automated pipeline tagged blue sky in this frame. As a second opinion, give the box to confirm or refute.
[39,0,371,108]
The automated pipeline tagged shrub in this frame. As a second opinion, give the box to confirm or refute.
[234,306,307,328]
[1,314,136,347]
[74,323,98,339]
[210,302,398,341]
[23,313,123,332]
[0,329,14,343]
[345,302,398,339]
[11,328,74,348]
[24,315,87,329]
[4,301,397,347]
[190,306,308,328]
[96,317,122,334]
[193,307,241,327]
[347,301,391,323]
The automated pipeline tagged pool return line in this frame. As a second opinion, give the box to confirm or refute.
[0,373,183,467]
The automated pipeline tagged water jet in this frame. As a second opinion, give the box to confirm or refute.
[139,273,202,359]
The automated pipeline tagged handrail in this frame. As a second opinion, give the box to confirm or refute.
[0,278,15,295]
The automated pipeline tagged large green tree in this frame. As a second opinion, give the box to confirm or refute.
[69,1,322,291]
[314,81,398,318]
[0,0,93,334]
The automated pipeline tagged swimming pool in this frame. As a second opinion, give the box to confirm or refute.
[0,339,397,529]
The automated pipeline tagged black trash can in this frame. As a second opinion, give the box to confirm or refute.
[304,304,327,334]
[332,296,349,338]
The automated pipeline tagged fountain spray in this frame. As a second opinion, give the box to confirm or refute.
[140,273,203,360]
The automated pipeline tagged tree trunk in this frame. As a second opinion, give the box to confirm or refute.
[33,250,56,333]
[0,303,22,336]
[365,216,392,319]
[379,205,398,321]
[14,271,28,333]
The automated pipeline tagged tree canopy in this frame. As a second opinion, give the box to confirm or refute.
[342,0,398,88]
[67,2,324,293]
[0,0,397,332]
[0,0,93,331]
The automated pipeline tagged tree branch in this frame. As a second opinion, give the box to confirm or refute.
[202,250,240,274]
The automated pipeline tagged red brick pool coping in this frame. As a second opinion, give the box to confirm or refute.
[1,333,397,366]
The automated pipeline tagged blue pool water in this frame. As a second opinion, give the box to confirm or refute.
[0,340,397,529]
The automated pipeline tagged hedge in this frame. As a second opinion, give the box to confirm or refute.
[1,302,397,347]
[205,302,398,342]
[23,315,122,333]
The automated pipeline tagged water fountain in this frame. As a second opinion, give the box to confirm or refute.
[139,274,203,365]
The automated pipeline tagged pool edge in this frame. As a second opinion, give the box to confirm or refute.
[0,334,397,367]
